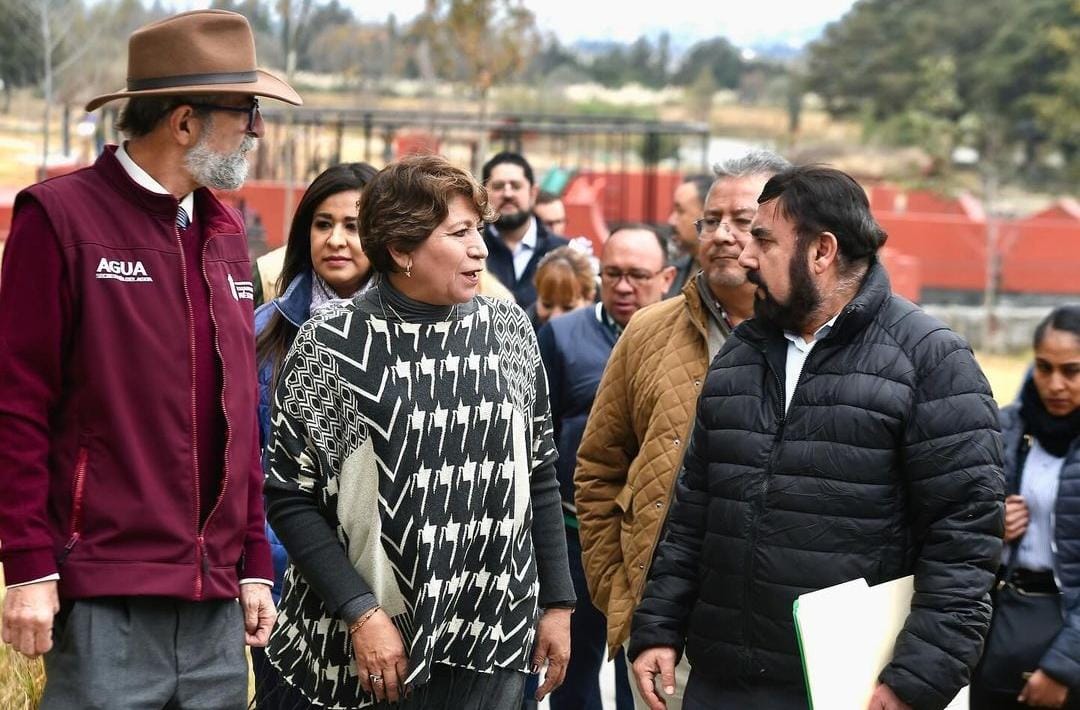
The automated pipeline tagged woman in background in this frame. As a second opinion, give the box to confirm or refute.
[971,305,1080,709]
[528,246,596,329]
[252,161,378,709]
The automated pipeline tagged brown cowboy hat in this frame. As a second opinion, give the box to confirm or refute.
[85,9,302,111]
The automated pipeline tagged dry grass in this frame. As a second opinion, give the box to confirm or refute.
[976,351,1029,406]
[0,572,46,710]
[0,646,45,710]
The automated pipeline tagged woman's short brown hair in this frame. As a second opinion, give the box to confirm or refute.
[534,246,596,304]
[359,154,495,274]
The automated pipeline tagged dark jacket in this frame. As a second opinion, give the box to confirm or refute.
[254,270,313,601]
[630,262,1005,709]
[483,217,568,308]
[537,304,617,512]
[665,254,696,299]
[999,400,1080,688]
[0,147,271,599]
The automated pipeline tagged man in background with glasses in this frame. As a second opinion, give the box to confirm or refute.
[575,150,790,710]
[536,225,674,710]
[0,10,301,708]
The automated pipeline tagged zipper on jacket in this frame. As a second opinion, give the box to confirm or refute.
[198,236,233,538]
[195,534,206,598]
[175,224,203,598]
[740,359,788,673]
[59,447,89,565]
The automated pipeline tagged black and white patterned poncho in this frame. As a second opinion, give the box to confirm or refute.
[264,292,567,709]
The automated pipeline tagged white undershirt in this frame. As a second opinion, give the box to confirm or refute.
[781,313,840,413]
[115,142,194,221]
[1012,438,1064,572]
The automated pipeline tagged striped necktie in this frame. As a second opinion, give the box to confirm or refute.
[176,207,190,232]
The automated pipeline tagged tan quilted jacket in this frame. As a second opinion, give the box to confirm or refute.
[574,276,717,657]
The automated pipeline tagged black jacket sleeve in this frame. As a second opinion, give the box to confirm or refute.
[879,343,1006,709]
[627,408,710,662]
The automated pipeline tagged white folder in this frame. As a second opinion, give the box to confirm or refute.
[793,575,968,709]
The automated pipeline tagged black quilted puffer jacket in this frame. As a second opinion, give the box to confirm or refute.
[630,262,1005,709]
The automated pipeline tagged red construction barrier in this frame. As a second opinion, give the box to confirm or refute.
[875,213,987,291]
[1000,219,1080,294]
[563,175,609,254]
[393,131,440,157]
[1024,199,1080,223]
[214,181,308,250]
[0,187,16,233]
[573,170,684,226]
[868,184,903,213]
[879,247,921,302]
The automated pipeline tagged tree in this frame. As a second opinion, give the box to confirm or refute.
[684,65,716,120]
[9,0,107,170]
[411,0,540,171]
[672,37,745,88]
[525,34,582,82]
[804,0,1076,177]
[1029,5,1080,178]
[0,0,44,111]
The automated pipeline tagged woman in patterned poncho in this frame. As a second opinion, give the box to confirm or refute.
[264,154,575,709]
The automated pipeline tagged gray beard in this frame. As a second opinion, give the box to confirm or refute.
[185,134,255,190]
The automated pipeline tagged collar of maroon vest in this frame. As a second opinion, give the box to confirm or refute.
[95,145,242,238]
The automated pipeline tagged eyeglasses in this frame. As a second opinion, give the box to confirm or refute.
[487,180,527,192]
[187,97,260,133]
[694,217,739,239]
[600,267,665,287]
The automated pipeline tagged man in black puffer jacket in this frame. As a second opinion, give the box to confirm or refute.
[629,166,1006,710]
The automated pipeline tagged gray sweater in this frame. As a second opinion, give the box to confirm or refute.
[264,281,574,709]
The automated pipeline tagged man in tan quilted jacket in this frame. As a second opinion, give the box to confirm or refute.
[574,149,790,710]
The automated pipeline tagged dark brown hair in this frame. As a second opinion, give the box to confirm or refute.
[255,162,378,385]
[359,154,495,274]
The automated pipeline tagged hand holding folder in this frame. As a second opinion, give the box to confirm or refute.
[793,576,968,709]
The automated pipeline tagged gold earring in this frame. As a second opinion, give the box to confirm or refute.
[405,258,412,278]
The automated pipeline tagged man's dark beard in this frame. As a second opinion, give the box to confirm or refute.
[494,209,531,231]
[748,254,822,333]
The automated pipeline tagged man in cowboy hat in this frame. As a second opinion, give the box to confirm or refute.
[0,10,301,707]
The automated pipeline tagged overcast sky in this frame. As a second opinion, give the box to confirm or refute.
[342,0,859,48]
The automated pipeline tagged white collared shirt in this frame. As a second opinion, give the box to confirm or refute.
[115,142,194,224]
[781,313,840,413]
[1012,438,1064,572]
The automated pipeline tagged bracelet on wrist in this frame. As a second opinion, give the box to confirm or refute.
[348,605,381,636]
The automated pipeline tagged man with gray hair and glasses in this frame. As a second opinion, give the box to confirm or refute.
[574,149,791,710]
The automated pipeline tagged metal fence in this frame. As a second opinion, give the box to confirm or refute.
[252,107,710,224]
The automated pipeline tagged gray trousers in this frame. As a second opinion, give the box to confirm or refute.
[41,596,247,710]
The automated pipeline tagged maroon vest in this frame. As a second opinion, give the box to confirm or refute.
[19,148,261,600]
